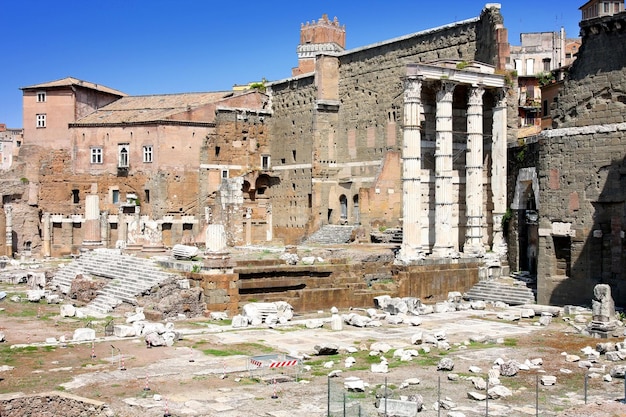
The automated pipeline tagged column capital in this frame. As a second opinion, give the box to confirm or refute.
[436,81,456,102]
[403,76,423,102]
[468,85,485,106]
[494,87,509,108]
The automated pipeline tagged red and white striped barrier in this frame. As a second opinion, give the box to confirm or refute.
[250,359,263,367]
[269,360,298,368]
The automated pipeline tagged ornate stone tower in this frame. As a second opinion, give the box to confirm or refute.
[292,14,346,76]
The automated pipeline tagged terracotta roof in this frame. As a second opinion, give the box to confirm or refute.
[73,92,231,125]
[20,77,127,97]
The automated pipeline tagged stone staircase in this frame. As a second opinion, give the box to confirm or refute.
[304,225,358,245]
[464,277,536,306]
[52,249,178,315]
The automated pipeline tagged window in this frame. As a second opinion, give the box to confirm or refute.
[91,147,103,164]
[221,169,228,179]
[616,2,621,12]
[261,155,270,170]
[525,59,535,76]
[143,145,153,163]
[72,189,80,204]
[118,144,129,167]
[112,189,119,204]
[36,92,46,102]
[144,189,150,203]
[36,114,46,128]
[543,58,551,72]
[604,2,610,13]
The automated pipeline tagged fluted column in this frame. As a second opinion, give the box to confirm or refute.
[42,212,51,257]
[82,195,102,246]
[432,81,457,258]
[491,88,508,255]
[463,86,486,256]
[5,205,12,258]
[206,224,227,253]
[398,76,425,263]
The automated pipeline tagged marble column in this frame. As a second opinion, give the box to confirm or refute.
[42,212,51,257]
[463,86,486,256]
[100,211,109,248]
[399,76,425,262]
[82,195,102,246]
[4,205,12,258]
[206,224,227,253]
[491,88,508,256]
[266,203,273,242]
[117,207,127,249]
[432,81,457,258]
[245,208,252,246]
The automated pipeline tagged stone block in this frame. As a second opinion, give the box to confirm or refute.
[72,328,96,342]
[113,325,136,338]
[376,398,421,416]
[60,304,76,317]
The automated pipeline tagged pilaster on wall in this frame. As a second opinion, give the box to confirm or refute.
[311,55,341,232]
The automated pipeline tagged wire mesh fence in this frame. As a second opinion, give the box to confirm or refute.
[326,370,626,416]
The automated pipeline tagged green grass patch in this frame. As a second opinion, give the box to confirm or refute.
[503,338,518,347]
[202,342,273,357]
[203,348,244,356]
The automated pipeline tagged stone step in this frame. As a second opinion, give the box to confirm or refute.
[51,249,182,315]
[305,225,357,245]
[464,280,535,306]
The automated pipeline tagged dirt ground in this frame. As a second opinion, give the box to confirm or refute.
[1,281,626,416]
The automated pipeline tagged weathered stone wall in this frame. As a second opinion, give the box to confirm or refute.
[188,271,239,315]
[537,126,626,305]
[235,254,480,311]
[395,260,480,300]
[267,76,316,243]
[536,11,626,306]
[0,392,111,417]
[552,13,626,129]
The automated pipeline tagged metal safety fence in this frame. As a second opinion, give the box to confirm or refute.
[326,371,626,417]
[247,353,302,381]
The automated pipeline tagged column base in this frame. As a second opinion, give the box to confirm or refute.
[82,240,103,247]
[396,244,426,265]
[462,242,486,258]
[431,246,460,259]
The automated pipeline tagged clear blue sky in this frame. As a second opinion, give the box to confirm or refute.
[1,0,582,128]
